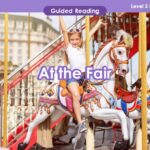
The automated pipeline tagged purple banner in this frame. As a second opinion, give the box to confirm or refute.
[44,6,106,16]
[0,0,150,12]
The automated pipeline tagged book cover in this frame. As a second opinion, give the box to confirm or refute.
[0,0,150,150]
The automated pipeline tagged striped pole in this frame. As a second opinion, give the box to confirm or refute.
[3,13,8,147]
[140,12,147,150]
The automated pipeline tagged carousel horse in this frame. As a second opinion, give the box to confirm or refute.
[18,35,132,150]
[115,61,150,120]
[108,61,150,149]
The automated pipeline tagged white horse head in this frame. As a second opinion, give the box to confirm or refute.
[93,32,132,81]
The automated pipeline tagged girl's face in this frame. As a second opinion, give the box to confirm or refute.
[69,33,82,48]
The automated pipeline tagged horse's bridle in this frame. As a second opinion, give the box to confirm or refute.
[109,41,129,68]
[89,41,129,85]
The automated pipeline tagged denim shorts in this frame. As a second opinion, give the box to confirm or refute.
[66,73,85,86]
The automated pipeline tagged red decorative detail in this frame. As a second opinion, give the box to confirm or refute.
[63,90,100,112]
[24,118,31,128]
[83,90,99,101]
[136,104,141,110]
[116,100,137,112]
[39,97,59,105]
[8,132,15,143]
[66,96,73,112]
[117,87,137,103]
[128,100,137,111]
[129,27,150,58]
[16,125,23,135]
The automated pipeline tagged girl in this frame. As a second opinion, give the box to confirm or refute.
[59,16,105,133]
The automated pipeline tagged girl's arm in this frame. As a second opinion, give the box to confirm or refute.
[89,18,106,40]
[83,18,106,45]
[59,16,69,48]
[63,51,68,66]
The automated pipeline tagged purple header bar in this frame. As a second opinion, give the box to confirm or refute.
[44,6,106,16]
[0,0,150,12]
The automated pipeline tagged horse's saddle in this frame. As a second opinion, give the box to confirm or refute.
[59,80,84,97]
[58,81,99,112]
[39,81,99,113]
[117,87,138,103]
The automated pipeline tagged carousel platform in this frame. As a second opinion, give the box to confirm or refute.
[29,126,136,150]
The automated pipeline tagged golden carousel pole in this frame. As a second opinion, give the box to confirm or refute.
[140,12,147,150]
[136,12,147,150]
[86,16,90,66]
[3,13,8,147]
[136,13,142,150]
[85,16,94,150]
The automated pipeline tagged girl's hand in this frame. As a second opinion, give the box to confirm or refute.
[59,16,69,47]
[100,19,107,27]
[97,18,107,27]
[89,18,107,40]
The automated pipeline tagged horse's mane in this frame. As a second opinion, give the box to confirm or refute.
[93,29,133,66]
[116,30,133,48]
[93,39,113,65]
[131,78,141,90]
[115,74,128,92]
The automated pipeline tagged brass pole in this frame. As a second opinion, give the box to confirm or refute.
[28,13,31,61]
[139,12,147,150]
[3,13,8,147]
[86,16,90,66]
[85,16,94,150]
[138,14,142,78]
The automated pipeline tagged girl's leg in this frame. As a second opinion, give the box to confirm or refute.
[68,82,87,132]
[68,82,82,123]
[67,82,87,150]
